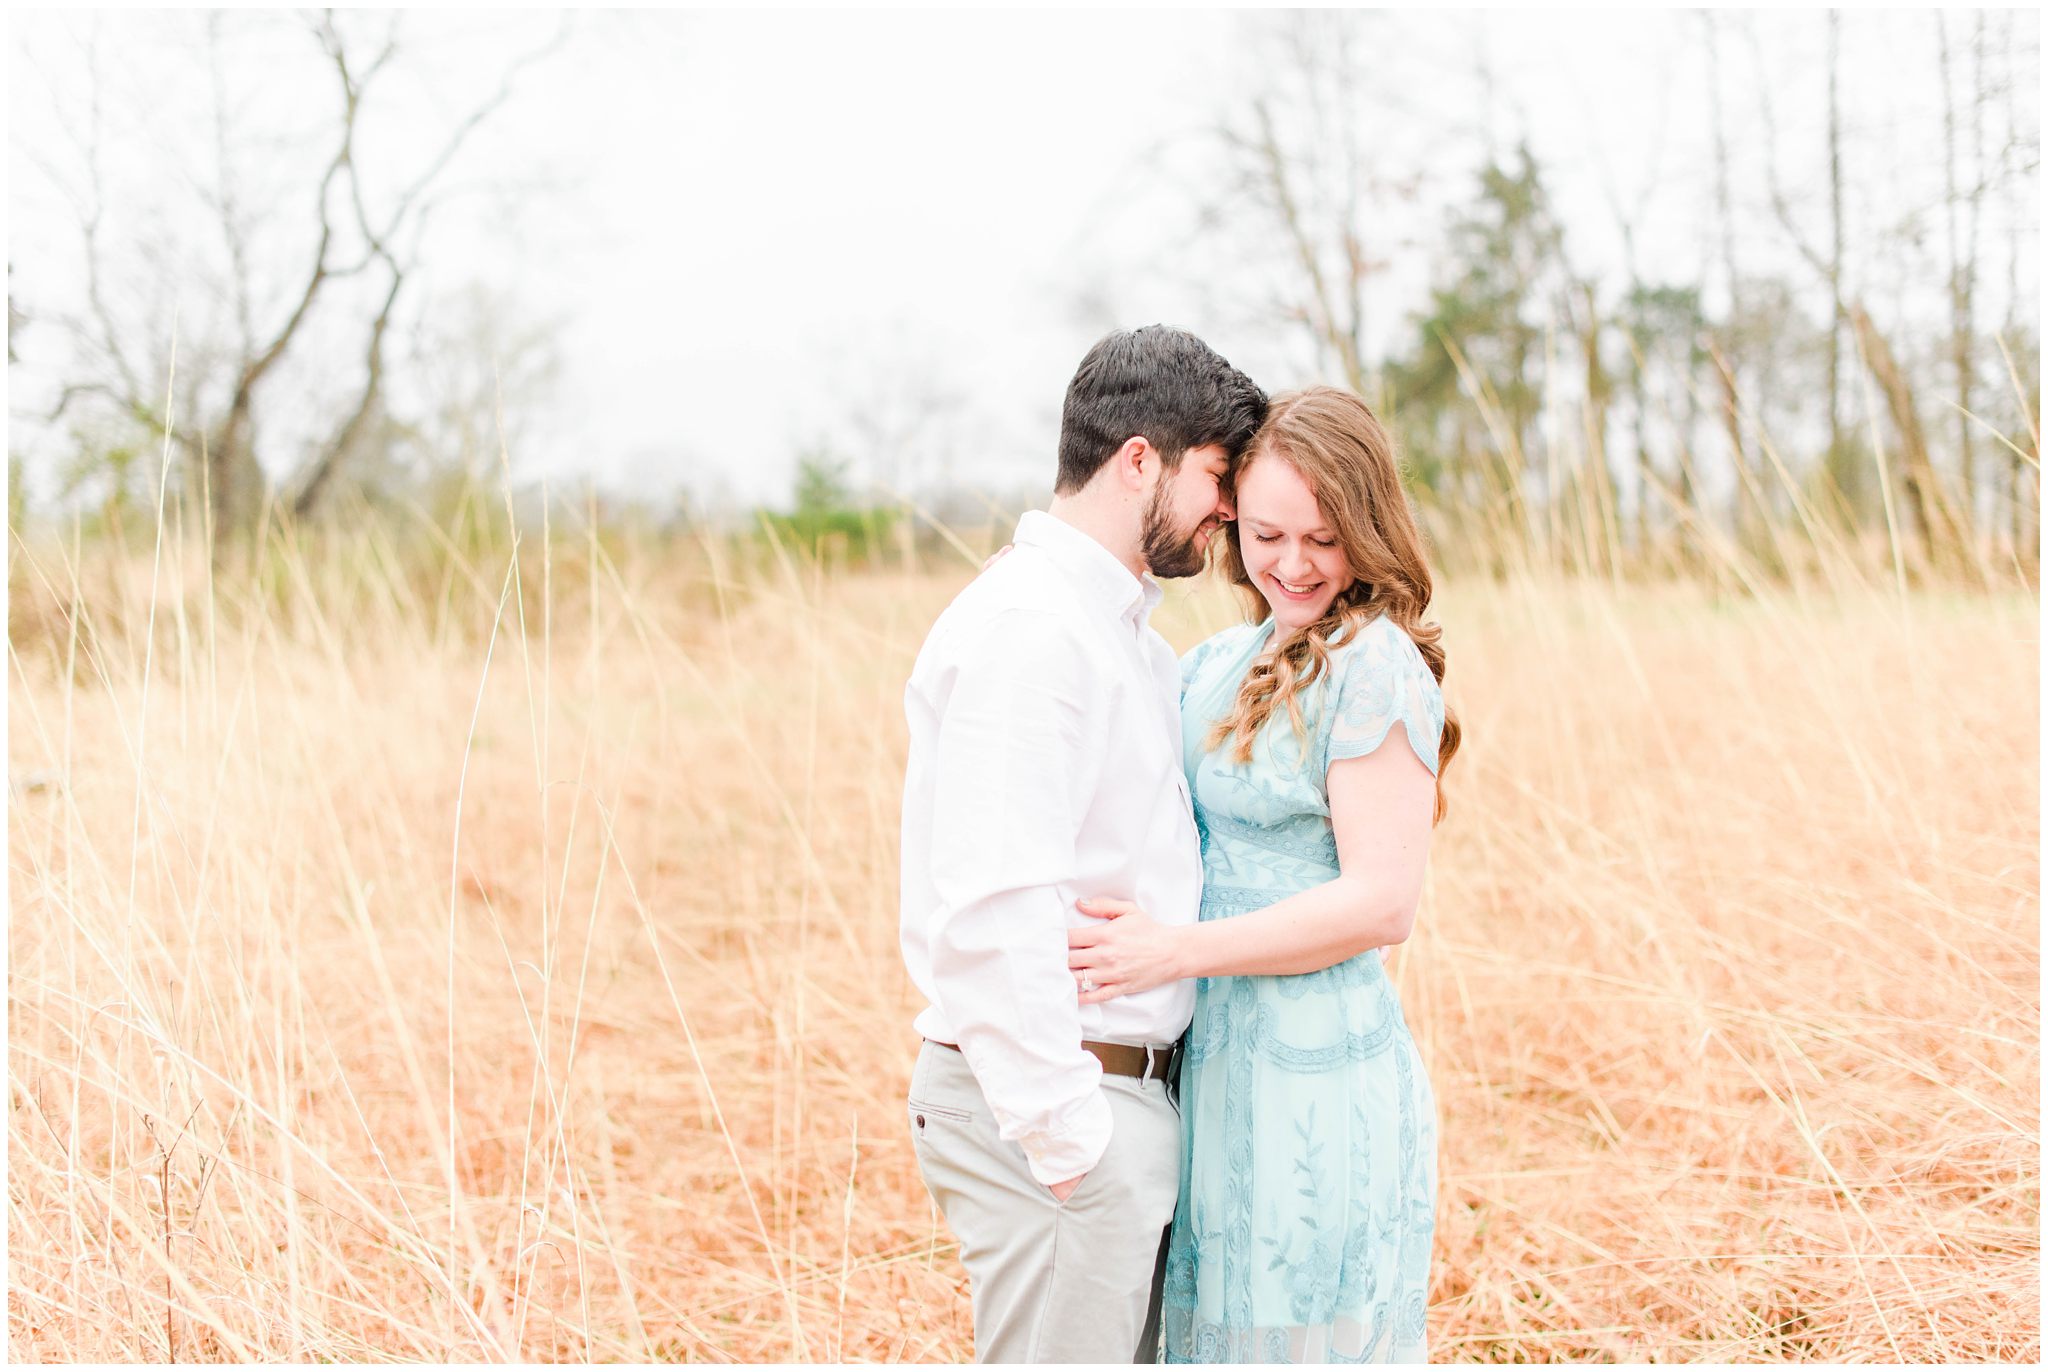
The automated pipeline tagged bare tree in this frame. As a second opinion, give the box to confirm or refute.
[401,284,565,494]
[1823,14,1847,470]
[37,11,567,540]
[1698,13,1753,552]
[1939,11,1989,536]
[1750,12,1853,508]
[1213,11,1424,405]
[1581,33,1680,551]
[1994,10,2042,555]
[1851,302,1968,573]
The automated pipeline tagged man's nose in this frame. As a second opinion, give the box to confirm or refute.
[1214,488,1236,521]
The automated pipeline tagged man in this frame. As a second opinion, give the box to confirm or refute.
[900,326,1266,1363]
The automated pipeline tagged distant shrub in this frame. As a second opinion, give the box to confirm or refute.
[757,449,899,563]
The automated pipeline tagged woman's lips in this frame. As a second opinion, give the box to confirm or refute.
[1269,574,1323,601]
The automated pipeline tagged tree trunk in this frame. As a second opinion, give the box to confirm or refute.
[1940,12,1982,538]
[1631,355,1655,552]
[1824,13,1846,473]
[1579,284,1619,572]
[1676,366,1703,574]
[1851,303,1965,572]
[2015,369,2041,561]
[206,401,269,538]
[294,265,403,520]
[1707,336,1756,552]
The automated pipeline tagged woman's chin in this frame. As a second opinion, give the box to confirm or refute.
[1261,601,1320,632]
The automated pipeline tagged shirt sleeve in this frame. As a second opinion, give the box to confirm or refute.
[924,609,1112,1184]
[1326,621,1444,775]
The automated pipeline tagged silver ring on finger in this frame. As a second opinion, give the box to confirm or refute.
[1080,975,1097,993]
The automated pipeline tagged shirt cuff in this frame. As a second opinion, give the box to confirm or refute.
[1017,1085,1115,1186]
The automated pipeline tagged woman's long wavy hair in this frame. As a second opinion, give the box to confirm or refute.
[1204,385,1462,823]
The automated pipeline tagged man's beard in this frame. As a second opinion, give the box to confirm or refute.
[1139,481,1213,579]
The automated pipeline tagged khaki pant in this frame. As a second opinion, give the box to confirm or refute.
[908,1041,1181,1364]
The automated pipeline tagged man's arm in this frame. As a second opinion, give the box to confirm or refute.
[925,608,1111,1189]
[1171,728,1434,976]
[1070,726,1435,996]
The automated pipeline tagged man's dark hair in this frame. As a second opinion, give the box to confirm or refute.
[1055,326,1267,494]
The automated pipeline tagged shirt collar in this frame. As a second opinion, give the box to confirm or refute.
[1013,510,1162,628]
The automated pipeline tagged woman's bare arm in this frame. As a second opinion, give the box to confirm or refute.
[1068,726,1435,1002]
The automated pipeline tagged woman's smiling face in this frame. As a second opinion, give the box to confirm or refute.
[1235,455,1353,632]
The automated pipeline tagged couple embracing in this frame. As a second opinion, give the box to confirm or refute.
[900,326,1460,1364]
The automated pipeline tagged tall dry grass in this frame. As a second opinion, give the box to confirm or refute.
[6,496,2039,1362]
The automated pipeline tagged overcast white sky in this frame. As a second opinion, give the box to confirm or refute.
[8,8,2039,511]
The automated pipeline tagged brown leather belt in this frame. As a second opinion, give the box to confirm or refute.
[926,1037,1178,1083]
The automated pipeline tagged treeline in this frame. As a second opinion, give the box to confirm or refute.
[1350,147,2039,584]
[9,11,2038,591]
[1198,11,2039,586]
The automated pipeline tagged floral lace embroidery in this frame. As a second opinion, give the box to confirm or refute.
[1165,616,1439,1364]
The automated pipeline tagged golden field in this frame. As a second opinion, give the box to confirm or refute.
[6,517,2040,1362]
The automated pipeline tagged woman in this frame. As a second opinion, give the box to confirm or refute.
[1066,385,1460,1364]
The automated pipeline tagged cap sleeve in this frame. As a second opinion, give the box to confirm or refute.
[1326,619,1444,776]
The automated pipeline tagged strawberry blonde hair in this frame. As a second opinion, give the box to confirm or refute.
[1205,385,1462,822]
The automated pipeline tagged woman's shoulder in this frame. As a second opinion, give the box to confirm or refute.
[1179,620,1265,680]
[1331,612,1431,681]
[1324,612,1444,770]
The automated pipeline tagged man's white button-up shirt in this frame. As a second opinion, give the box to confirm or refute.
[900,510,1203,1186]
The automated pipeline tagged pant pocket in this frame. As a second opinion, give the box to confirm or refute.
[1054,1148,1118,1211]
[908,1098,972,1127]
[1056,1083,1146,1212]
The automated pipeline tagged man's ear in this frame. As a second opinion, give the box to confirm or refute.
[1113,436,1154,493]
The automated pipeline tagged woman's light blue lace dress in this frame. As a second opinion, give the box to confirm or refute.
[1163,615,1443,1364]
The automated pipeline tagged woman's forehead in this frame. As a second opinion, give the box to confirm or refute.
[1237,459,1326,523]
